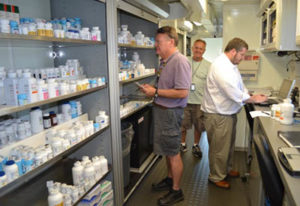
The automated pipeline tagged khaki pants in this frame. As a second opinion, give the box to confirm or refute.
[203,112,237,182]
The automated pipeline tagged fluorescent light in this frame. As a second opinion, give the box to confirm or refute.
[193,21,202,26]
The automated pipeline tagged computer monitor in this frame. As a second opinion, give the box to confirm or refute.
[278,79,296,99]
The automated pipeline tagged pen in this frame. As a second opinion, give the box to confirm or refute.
[262,111,270,116]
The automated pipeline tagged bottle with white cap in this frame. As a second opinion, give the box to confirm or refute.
[72,161,84,186]
[4,71,18,106]
[99,155,108,175]
[84,162,96,187]
[92,156,102,179]
[48,188,63,206]
[30,107,44,134]
[280,98,294,125]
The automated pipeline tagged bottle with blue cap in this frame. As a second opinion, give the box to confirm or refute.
[4,160,19,182]
[0,171,7,187]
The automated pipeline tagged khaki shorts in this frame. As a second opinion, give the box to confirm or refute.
[181,104,205,132]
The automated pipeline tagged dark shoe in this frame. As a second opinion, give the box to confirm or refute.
[152,177,173,191]
[192,145,202,158]
[180,144,187,152]
[209,179,230,189]
[157,188,184,205]
[228,170,240,177]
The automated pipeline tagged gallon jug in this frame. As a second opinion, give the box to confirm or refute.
[280,98,294,125]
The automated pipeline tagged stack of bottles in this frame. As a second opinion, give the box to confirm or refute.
[0,63,106,106]
[118,49,155,80]
[270,98,294,125]
[0,3,102,42]
[117,25,154,46]
[46,155,109,206]
[0,119,98,188]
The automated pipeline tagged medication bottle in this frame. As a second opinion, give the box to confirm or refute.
[19,72,38,103]
[48,188,63,206]
[84,162,96,187]
[61,102,71,121]
[49,111,58,127]
[99,156,108,175]
[72,161,84,186]
[37,79,49,101]
[81,156,90,167]
[92,156,102,179]
[48,79,58,98]
[280,98,294,125]
[30,107,44,134]
[4,71,18,106]
[0,171,7,187]
[91,26,101,41]
[45,22,53,37]
[43,113,52,129]
[4,160,19,182]
[69,101,78,119]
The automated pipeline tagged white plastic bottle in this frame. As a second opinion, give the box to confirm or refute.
[4,71,18,106]
[30,107,44,134]
[61,102,71,121]
[72,161,84,186]
[19,72,38,103]
[280,98,294,125]
[4,160,19,182]
[48,79,58,98]
[0,171,7,187]
[84,162,96,187]
[91,26,101,41]
[48,188,64,206]
[37,79,49,101]
[92,156,102,179]
[99,155,108,175]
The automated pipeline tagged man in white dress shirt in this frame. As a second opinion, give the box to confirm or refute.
[201,38,267,189]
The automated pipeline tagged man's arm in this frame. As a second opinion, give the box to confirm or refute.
[141,84,188,99]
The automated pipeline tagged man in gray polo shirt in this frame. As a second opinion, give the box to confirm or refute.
[180,39,210,158]
[141,26,191,205]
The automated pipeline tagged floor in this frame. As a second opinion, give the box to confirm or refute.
[125,129,263,206]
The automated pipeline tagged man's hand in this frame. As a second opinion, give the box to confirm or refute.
[248,94,268,103]
[140,84,156,97]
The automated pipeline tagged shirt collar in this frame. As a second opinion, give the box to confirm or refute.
[160,50,179,65]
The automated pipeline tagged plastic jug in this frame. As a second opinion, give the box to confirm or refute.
[280,98,294,125]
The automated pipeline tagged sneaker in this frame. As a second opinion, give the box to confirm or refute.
[192,145,202,158]
[180,144,187,153]
[157,188,184,205]
[152,177,173,191]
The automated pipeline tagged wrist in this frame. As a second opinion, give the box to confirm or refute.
[154,88,158,98]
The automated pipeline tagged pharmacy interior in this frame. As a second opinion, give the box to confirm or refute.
[0,0,161,205]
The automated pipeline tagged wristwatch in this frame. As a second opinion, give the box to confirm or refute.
[154,88,158,98]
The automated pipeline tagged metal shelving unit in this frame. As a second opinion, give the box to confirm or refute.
[0,85,107,116]
[120,101,152,120]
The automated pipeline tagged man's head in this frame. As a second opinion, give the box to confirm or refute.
[155,26,178,59]
[224,38,248,65]
[192,39,206,61]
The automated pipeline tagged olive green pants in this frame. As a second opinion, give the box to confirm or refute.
[203,112,237,182]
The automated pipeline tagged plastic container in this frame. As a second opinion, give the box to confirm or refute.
[30,107,44,134]
[4,71,18,106]
[48,188,63,206]
[99,156,108,175]
[92,156,102,179]
[37,79,49,101]
[72,161,84,186]
[19,72,38,103]
[4,160,19,182]
[61,102,72,121]
[84,162,96,187]
[280,98,294,125]
[0,171,7,187]
[91,26,101,41]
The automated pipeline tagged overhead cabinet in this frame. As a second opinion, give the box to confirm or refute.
[296,0,300,45]
[259,0,300,51]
